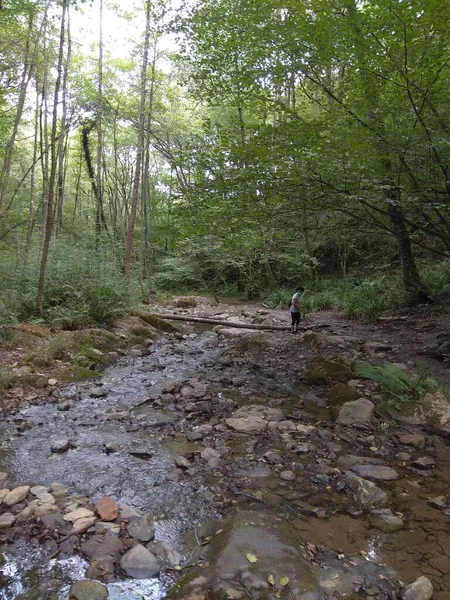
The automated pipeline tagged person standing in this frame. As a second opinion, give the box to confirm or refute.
[289,286,304,333]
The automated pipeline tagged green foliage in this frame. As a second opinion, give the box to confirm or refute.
[0,368,16,394]
[358,363,439,407]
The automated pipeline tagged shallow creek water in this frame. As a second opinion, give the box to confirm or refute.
[0,327,450,599]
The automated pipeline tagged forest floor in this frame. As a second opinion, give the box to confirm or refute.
[0,296,449,599]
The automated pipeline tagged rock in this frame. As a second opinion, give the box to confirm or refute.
[370,509,404,532]
[95,496,119,521]
[336,398,374,427]
[51,438,70,453]
[36,492,55,504]
[280,470,296,481]
[59,535,78,558]
[226,416,267,433]
[350,464,400,481]
[81,532,123,560]
[304,356,353,384]
[303,331,329,351]
[3,485,30,507]
[127,514,155,542]
[120,544,160,579]
[40,513,70,534]
[0,472,9,488]
[264,451,282,464]
[328,383,360,406]
[167,469,184,482]
[69,580,109,600]
[312,474,330,485]
[412,456,435,469]
[399,434,426,449]
[337,455,385,470]
[16,504,36,523]
[34,503,58,517]
[86,557,116,583]
[400,576,433,600]
[147,540,182,568]
[345,474,388,510]
[104,442,120,454]
[187,430,203,442]
[30,485,48,497]
[200,448,220,460]
[175,456,192,469]
[0,513,16,528]
[428,496,447,509]
[89,386,108,398]
[64,508,95,522]
[72,516,97,534]
[48,378,58,386]
[396,452,412,461]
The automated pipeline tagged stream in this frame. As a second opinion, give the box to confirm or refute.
[0,322,449,599]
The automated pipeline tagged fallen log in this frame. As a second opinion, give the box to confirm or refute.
[153,313,312,331]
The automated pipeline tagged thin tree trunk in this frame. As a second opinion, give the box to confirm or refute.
[96,0,105,245]
[124,0,151,282]
[36,0,68,314]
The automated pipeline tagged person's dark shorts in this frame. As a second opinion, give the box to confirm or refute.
[291,311,301,324]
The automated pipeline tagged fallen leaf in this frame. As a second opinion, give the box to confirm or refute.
[267,575,275,586]
[337,553,345,559]
[198,562,210,569]
[273,589,281,599]
[279,576,289,587]
[246,553,258,563]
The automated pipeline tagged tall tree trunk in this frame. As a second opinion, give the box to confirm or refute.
[55,4,71,236]
[124,0,151,282]
[36,0,67,314]
[25,90,40,254]
[96,0,105,245]
[0,12,34,221]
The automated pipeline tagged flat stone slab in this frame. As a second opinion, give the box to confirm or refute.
[69,580,109,600]
[64,508,95,522]
[95,497,119,521]
[350,464,400,481]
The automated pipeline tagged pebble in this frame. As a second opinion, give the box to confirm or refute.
[350,465,400,481]
[186,430,203,442]
[95,496,119,522]
[312,474,330,485]
[200,448,220,460]
[279,470,296,481]
[127,514,155,542]
[428,496,447,509]
[69,580,109,600]
[0,513,16,528]
[72,516,97,534]
[51,438,70,453]
[175,456,192,469]
[370,509,404,532]
[399,434,426,449]
[263,451,282,464]
[412,456,435,469]
[64,508,95,522]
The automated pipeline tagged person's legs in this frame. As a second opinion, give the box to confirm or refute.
[291,312,296,333]
[293,312,300,332]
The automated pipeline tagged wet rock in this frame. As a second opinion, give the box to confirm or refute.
[226,416,267,433]
[370,509,404,532]
[264,451,282,464]
[127,514,155,542]
[428,496,447,509]
[336,398,374,427]
[69,579,109,600]
[0,472,9,488]
[147,540,182,568]
[40,513,70,534]
[0,513,16,528]
[412,456,435,469]
[185,401,211,414]
[396,452,412,461]
[175,456,192,469]
[163,380,180,394]
[328,383,360,406]
[34,503,58,517]
[36,492,55,504]
[118,504,141,521]
[3,485,30,507]
[200,448,220,460]
[59,535,78,558]
[86,557,116,583]
[399,434,426,449]
[30,485,48,497]
[81,532,123,560]
[51,437,70,453]
[72,516,97,534]
[337,455,385,470]
[280,470,296,481]
[120,544,160,579]
[89,386,108,398]
[167,469,184,482]
[16,504,36,523]
[345,474,388,510]
[350,464,400,480]
[312,474,330,485]
[64,508,95,522]
[104,442,120,454]
[400,576,433,600]
[187,430,203,442]
[95,496,119,521]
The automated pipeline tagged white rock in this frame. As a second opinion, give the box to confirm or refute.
[72,516,97,534]
[3,486,30,507]
[64,507,95,522]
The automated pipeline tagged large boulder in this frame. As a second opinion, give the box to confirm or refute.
[400,576,433,600]
[328,383,360,407]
